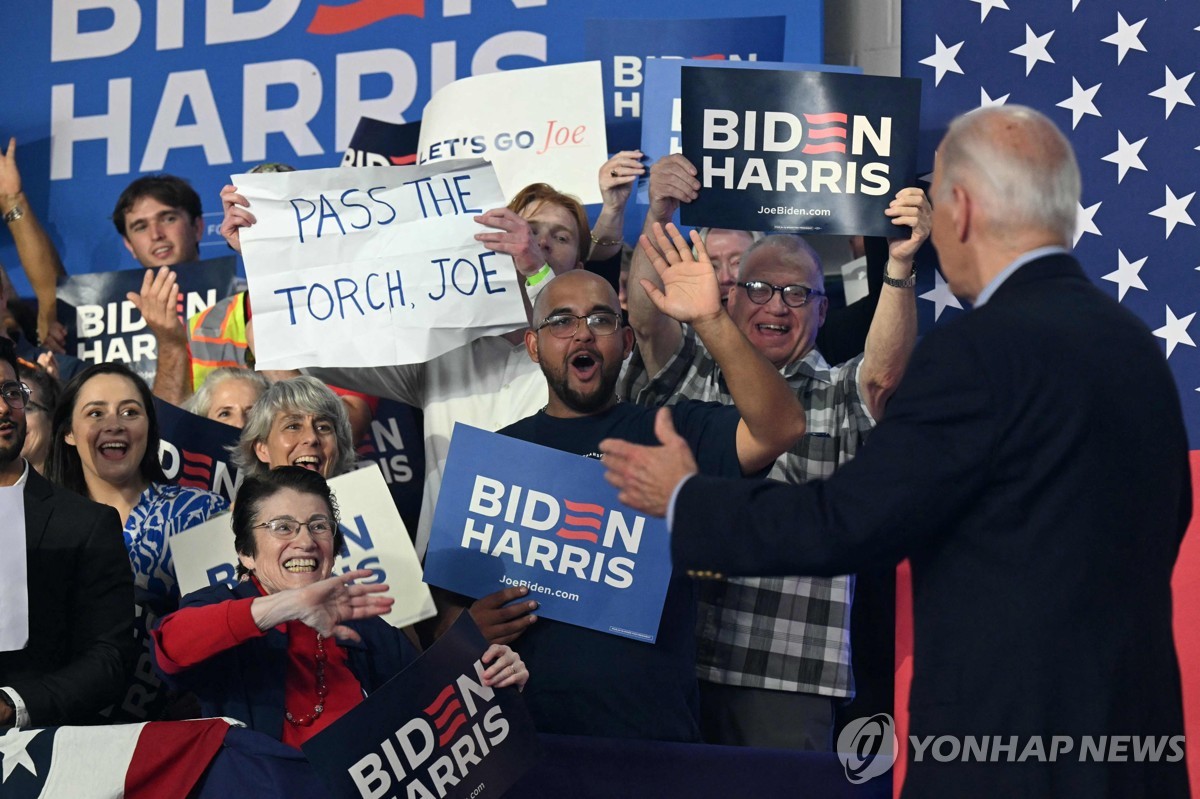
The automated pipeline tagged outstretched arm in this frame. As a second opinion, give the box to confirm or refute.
[627,155,701,376]
[1,138,68,352]
[639,223,805,474]
[250,569,394,642]
[859,187,930,419]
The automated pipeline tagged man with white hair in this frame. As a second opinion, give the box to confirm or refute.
[602,105,1191,798]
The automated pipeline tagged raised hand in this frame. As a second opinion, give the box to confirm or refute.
[598,149,645,210]
[884,187,932,265]
[646,154,700,224]
[636,222,722,326]
[1,138,23,203]
[219,185,255,253]
[127,267,187,347]
[473,208,545,278]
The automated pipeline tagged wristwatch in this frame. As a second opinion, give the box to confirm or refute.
[883,266,917,289]
[3,205,24,224]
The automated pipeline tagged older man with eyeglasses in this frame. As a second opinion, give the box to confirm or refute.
[621,166,930,751]
[0,337,135,730]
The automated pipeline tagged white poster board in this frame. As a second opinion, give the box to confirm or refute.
[170,467,436,628]
[0,486,29,652]
[237,159,526,370]
[417,61,607,204]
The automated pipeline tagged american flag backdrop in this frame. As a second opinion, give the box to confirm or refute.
[900,1,1200,794]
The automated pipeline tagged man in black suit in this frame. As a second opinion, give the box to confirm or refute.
[0,338,135,728]
[600,105,1191,797]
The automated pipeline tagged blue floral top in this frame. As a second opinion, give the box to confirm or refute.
[123,482,229,604]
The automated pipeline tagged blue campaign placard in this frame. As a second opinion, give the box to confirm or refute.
[584,16,790,153]
[303,613,540,799]
[55,256,239,385]
[154,397,244,504]
[424,424,673,644]
[679,68,921,237]
[639,58,862,206]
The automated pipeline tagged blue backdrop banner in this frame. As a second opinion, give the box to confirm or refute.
[2,1,822,296]
[424,423,673,643]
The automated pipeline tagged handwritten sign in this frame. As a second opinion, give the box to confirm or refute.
[170,466,436,628]
[679,68,921,236]
[0,486,28,652]
[236,160,526,370]
[56,258,239,385]
[303,613,540,799]
[417,62,607,204]
[424,425,673,643]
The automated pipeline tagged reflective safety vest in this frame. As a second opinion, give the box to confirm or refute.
[187,291,249,390]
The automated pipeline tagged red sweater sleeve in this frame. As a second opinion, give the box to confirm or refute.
[152,599,266,675]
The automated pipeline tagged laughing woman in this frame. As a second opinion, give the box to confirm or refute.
[152,467,529,747]
[46,362,229,605]
[231,376,357,480]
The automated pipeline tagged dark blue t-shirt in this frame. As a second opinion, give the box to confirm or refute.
[499,400,742,742]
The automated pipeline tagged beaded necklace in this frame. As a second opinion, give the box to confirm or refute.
[284,630,328,727]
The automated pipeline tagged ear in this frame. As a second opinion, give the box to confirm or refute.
[238,552,257,574]
[191,214,205,246]
[121,236,135,257]
[253,439,271,465]
[621,326,635,359]
[525,329,540,364]
[65,429,77,447]
[815,295,829,328]
[952,185,971,243]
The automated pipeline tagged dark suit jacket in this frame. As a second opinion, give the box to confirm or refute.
[674,255,1191,798]
[0,467,135,726]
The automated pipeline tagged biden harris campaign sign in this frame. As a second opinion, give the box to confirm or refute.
[55,256,239,385]
[303,612,539,799]
[424,424,672,643]
[680,68,921,237]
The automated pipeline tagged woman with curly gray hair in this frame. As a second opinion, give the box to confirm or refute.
[231,375,357,479]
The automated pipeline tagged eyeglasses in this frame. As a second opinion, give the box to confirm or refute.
[737,281,825,308]
[253,517,335,540]
[0,381,32,410]
[535,312,622,339]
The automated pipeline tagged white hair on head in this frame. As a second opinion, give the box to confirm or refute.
[230,375,357,478]
[185,367,270,417]
[739,234,824,288]
[937,104,1080,245]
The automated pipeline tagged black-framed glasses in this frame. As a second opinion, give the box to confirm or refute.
[253,517,335,540]
[737,281,825,308]
[535,312,621,339]
[0,381,31,410]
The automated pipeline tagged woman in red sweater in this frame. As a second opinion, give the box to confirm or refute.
[152,466,528,748]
